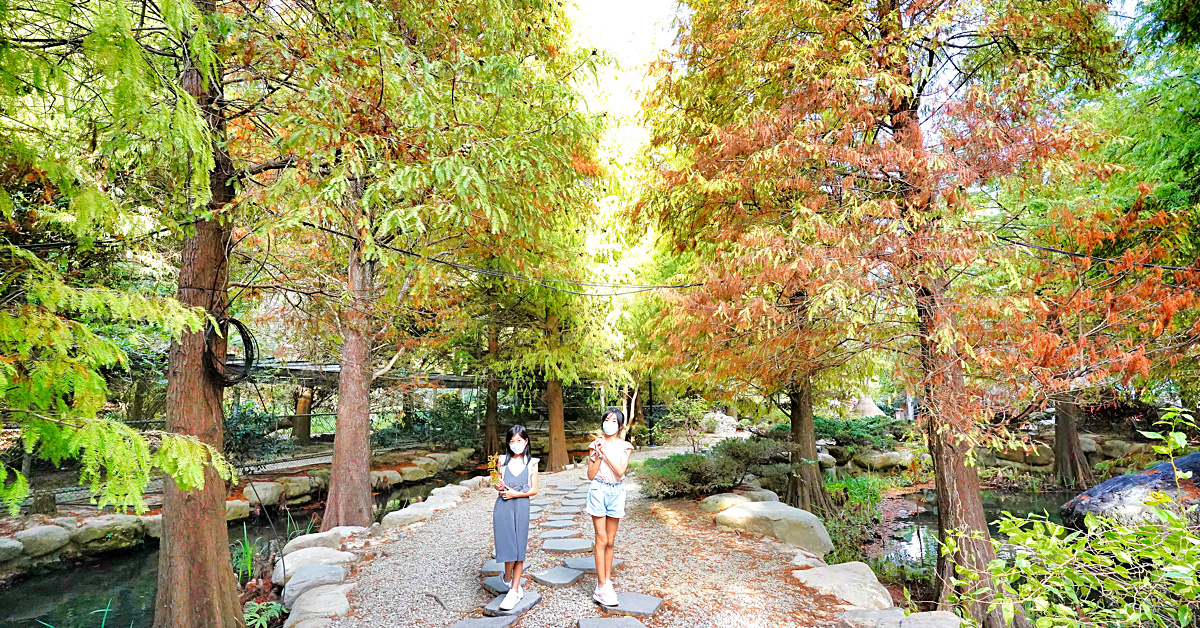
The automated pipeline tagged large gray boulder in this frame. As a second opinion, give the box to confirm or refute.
[381,503,436,528]
[279,476,318,498]
[0,537,24,561]
[838,607,905,628]
[900,612,961,628]
[1061,452,1200,529]
[225,500,250,521]
[71,514,146,554]
[282,564,346,609]
[243,481,285,506]
[791,561,892,609]
[715,502,833,557]
[14,525,71,557]
[282,583,355,627]
[272,547,356,585]
[401,466,430,482]
[699,493,751,512]
[853,449,914,472]
[282,530,344,556]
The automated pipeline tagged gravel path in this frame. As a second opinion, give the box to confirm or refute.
[331,446,839,628]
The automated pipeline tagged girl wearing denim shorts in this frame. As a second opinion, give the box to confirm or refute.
[586,408,634,607]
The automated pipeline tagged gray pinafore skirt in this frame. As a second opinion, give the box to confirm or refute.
[493,458,531,562]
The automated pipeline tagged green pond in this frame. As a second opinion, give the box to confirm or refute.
[0,470,482,628]
[881,489,1076,565]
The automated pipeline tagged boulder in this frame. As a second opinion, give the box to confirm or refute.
[401,466,430,482]
[49,517,79,530]
[0,537,24,561]
[701,412,738,436]
[853,449,914,472]
[790,549,826,570]
[243,481,285,506]
[826,446,852,465]
[715,502,834,557]
[791,561,892,609]
[412,457,440,473]
[900,611,961,628]
[369,471,398,489]
[71,514,146,554]
[431,484,470,499]
[326,526,367,538]
[226,500,250,521]
[741,489,780,502]
[142,515,163,539]
[996,444,1053,466]
[818,452,837,469]
[15,525,71,557]
[283,530,344,556]
[699,493,751,512]
[1102,439,1131,460]
[288,495,313,506]
[291,620,333,628]
[428,453,456,470]
[460,476,487,488]
[1078,435,1100,454]
[279,476,317,498]
[272,547,357,585]
[423,496,461,512]
[381,504,436,528]
[282,583,355,627]
[1061,452,1200,529]
[838,607,905,628]
[456,447,476,462]
[282,564,346,609]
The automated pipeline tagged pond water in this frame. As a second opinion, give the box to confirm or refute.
[0,469,483,628]
[880,488,1076,566]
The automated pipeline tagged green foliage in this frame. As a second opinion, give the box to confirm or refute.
[635,453,745,498]
[813,415,906,452]
[243,601,284,628]
[424,394,480,450]
[823,475,896,564]
[223,404,294,468]
[972,501,1200,627]
[652,398,710,453]
[230,524,261,585]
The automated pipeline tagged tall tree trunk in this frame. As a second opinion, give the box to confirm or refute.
[785,380,833,515]
[546,378,567,470]
[154,16,241,627]
[485,326,501,459]
[915,282,1007,628]
[1053,395,1094,488]
[294,387,313,445]
[544,313,568,470]
[321,238,376,530]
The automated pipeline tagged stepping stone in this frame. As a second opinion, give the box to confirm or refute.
[482,575,526,595]
[562,499,587,507]
[541,520,578,528]
[483,591,541,617]
[546,490,570,495]
[449,617,519,628]
[539,529,582,539]
[529,506,544,515]
[530,566,584,587]
[553,507,581,514]
[578,619,647,628]
[564,557,624,573]
[558,483,582,490]
[547,514,576,521]
[542,538,592,553]
[597,592,663,618]
[480,560,505,576]
[531,499,555,506]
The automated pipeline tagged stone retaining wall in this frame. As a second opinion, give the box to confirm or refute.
[0,446,477,585]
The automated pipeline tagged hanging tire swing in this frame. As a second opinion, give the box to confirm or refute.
[204,316,257,386]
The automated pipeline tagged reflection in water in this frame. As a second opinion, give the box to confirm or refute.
[881,489,1075,566]
[0,469,483,627]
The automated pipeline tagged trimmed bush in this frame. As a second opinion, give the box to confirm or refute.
[636,453,745,498]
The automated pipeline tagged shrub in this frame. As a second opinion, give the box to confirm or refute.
[813,415,906,451]
[823,475,896,564]
[224,403,293,468]
[243,601,284,628]
[636,453,745,498]
[969,499,1200,627]
[652,397,711,453]
[422,394,480,449]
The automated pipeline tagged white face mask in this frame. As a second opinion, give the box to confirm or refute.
[509,441,526,455]
[602,422,619,436]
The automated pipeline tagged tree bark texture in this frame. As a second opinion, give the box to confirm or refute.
[1053,395,1095,489]
[485,326,501,459]
[294,387,313,444]
[321,238,376,530]
[154,20,242,626]
[785,381,833,515]
[546,378,567,470]
[915,282,1006,628]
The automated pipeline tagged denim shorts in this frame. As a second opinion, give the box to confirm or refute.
[586,478,626,519]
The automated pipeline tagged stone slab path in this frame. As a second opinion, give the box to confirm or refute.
[328,447,839,628]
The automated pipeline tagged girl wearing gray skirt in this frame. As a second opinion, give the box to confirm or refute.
[493,424,539,611]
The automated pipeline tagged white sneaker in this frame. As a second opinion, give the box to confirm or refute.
[592,584,604,605]
[498,587,522,611]
[599,581,618,607]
